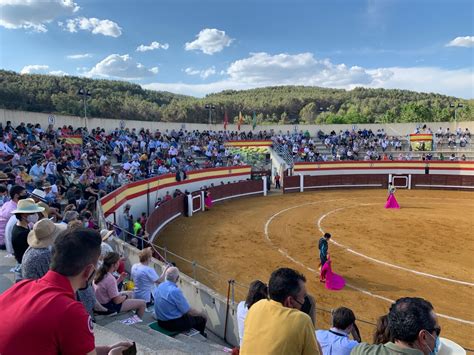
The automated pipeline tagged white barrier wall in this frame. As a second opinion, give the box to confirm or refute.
[268,147,289,180]
[2,108,473,136]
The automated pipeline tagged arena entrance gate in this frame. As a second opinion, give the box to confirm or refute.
[389,174,412,189]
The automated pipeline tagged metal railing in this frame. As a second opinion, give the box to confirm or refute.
[272,142,294,167]
[105,214,474,352]
[82,131,108,152]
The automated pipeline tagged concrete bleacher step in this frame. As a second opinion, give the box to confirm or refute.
[95,312,230,354]
[0,252,16,294]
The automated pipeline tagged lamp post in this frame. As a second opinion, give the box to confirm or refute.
[205,104,216,125]
[77,88,92,128]
[450,103,463,124]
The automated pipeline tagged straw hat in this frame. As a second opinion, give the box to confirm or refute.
[100,229,114,242]
[42,182,52,190]
[0,172,9,181]
[36,201,50,219]
[27,219,67,249]
[11,198,45,214]
[30,189,46,201]
[438,337,466,355]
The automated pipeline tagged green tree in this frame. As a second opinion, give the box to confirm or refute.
[299,102,318,124]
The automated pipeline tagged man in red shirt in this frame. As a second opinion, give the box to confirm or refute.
[0,227,133,355]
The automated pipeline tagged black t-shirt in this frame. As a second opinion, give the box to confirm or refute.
[12,224,30,264]
[56,162,67,174]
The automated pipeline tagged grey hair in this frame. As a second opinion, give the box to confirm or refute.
[165,267,180,282]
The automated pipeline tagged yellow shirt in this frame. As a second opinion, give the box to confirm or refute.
[241,299,318,355]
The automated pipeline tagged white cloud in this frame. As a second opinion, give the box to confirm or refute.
[185,28,233,55]
[366,66,474,98]
[184,66,216,79]
[144,52,473,98]
[62,17,122,37]
[87,54,158,79]
[20,65,68,76]
[184,68,200,76]
[67,53,92,59]
[226,52,377,87]
[20,65,50,74]
[49,70,68,76]
[446,36,474,48]
[136,41,169,52]
[0,0,79,32]
[144,81,249,97]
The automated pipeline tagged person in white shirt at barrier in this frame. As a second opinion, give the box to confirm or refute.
[131,247,169,307]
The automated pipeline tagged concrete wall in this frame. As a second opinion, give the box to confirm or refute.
[2,108,473,136]
[293,161,474,176]
[268,147,289,180]
[109,234,241,346]
[101,166,252,227]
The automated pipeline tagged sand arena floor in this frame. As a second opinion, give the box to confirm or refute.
[156,189,474,348]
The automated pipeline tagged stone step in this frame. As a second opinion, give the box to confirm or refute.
[95,312,229,354]
[0,252,16,294]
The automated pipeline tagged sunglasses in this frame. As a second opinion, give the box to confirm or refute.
[427,326,441,337]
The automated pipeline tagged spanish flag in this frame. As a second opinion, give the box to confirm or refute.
[63,135,83,146]
[223,111,229,131]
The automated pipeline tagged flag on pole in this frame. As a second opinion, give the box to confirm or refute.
[224,111,229,131]
[252,111,257,130]
[238,111,243,131]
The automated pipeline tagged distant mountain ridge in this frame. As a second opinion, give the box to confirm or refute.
[0,70,472,124]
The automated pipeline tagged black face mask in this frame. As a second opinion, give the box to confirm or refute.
[300,295,311,314]
[18,194,28,200]
[78,268,96,291]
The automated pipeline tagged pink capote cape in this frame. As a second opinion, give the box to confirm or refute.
[385,193,400,209]
[320,258,345,290]
[204,195,213,209]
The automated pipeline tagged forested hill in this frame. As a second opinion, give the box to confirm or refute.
[0,70,472,124]
[0,70,187,122]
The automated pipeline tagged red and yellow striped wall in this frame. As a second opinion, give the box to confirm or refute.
[224,140,273,147]
[409,134,433,142]
[100,165,252,216]
[293,161,474,173]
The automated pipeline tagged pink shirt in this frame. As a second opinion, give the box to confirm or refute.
[94,272,119,304]
[0,200,17,245]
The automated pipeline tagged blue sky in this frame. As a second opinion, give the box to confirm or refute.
[1,0,473,98]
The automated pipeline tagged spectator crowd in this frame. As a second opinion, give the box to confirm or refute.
[273,126,471,163]
[0,119,469,354]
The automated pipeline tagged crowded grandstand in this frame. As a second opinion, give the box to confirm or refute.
[0,116,473,354]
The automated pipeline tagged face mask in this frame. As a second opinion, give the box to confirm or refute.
[425,331,440,355]
[78,267,96,291]
[18,194,28,200]
[27,214,39,224]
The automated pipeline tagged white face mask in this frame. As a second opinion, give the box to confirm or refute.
[27,214,39,224]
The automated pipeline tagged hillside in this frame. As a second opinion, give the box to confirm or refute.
[0,70,188,122]
[0,70,472,124]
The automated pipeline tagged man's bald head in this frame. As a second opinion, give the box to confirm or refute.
[165,266,180,282]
